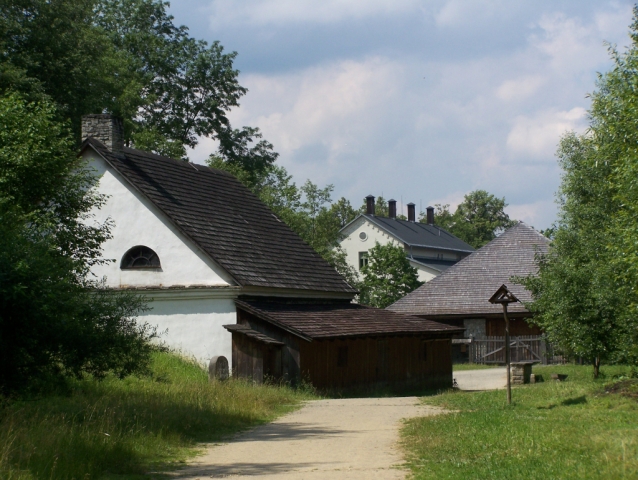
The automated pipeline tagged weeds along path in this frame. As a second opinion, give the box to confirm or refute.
[170,397,443,479]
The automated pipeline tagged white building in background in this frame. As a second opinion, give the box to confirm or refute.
[338,196,474,283]
[80,115,356,365]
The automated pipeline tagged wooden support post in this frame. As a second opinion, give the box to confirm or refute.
[503,303,511,405]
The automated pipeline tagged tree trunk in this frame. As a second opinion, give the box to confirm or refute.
[593,356,601,379]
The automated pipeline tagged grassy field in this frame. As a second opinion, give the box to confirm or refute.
[0,352,316,479]
[452,363,501,371]
[402,364,638,479]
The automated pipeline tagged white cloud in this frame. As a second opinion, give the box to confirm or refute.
[506,200,557,230]
[432,0,510,27]
[496,76,546,102]
[182,1,635,230]
[207,0,418,26]
[506,107,587,158]
[226,57,404,184]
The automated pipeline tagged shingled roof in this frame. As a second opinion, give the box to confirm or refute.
[235,298,463,341]
[82,138,355,294]
[346,214,475,253]
[387,223,550,317]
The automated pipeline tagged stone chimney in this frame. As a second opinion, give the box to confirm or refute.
[426,206,435,225]
[407,202,416,222]
[388,199,397,219]
[81,114,124,154]
[365,195,375,215]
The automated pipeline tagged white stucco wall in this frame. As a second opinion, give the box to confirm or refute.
[408,260,438,283]
[338,217,441,282]
[84,151,234,289]
[81,150,240,365]
[140,289,238,365]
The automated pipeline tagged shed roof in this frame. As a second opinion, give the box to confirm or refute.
[387,223,550,317]
[347,214,475,253]
[235,298,463,340]
[82,138,355,294]
[223,324,284,345]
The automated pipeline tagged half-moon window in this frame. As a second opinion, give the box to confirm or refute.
[121,246,161,269]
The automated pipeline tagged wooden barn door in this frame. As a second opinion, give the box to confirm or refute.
[263,346,282,381]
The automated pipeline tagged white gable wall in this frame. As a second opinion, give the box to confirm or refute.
[83,150,237,365]
[338,217,441,283]
[85,151,234,288]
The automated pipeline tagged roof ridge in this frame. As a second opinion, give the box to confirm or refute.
[84,140,356,294]
[387,221,549,311]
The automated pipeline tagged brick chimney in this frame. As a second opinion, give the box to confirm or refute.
[407,202,416,222]
[388,199,397,219]
[426,206,434,225]
[365,195,375,215]
[81,114,124,154]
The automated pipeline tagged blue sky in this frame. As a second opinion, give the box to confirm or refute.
[168,0,635,229]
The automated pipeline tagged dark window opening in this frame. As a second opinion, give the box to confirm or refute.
[359,252,369,269]
[337,346,348,367]
[121,246,161,269]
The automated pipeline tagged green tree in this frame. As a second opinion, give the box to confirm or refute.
[421,191,516,248]
[421,203,455,230]
[1,0,278,172]
[519,10,638,376]
[330,197,358,229]
[360,242,423,308]
[0,93,155,392]
[360,195,389,217]
[520,134,622,378]
[450,190,515,248]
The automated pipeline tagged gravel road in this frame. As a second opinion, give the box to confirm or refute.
[171,397,443,479]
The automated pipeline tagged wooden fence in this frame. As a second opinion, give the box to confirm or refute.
[469,336,566,365]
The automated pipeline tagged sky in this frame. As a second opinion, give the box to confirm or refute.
[168,0,635,230]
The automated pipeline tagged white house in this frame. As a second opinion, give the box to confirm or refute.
[80,115,356,366]
[338,196,474,283]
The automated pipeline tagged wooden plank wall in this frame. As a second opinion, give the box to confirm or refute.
[236,308,301,384]
[232,333,264,383]
[486,318,542,336]
[299,336,452,390]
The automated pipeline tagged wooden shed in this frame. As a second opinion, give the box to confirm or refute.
[224,297,463,391]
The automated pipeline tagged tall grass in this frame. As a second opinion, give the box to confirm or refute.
[402,365,638,479]
[0,352,316,479]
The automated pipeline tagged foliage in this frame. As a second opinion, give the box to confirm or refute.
[0,0,278,171]
[0,93,154,392]
[360,242,423,308]
[0,0,117,131]
[423,191,516,248]
[520,135,624,378]
[402,364,638,479]
[0,351,316,479]
[360,195,389,217]
[520,11,638,377]
[425,203,455,230]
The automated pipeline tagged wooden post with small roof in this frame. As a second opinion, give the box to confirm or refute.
[489,284,519,405]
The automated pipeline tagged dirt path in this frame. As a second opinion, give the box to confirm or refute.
[453,367,507,390]
[171,397,443,479]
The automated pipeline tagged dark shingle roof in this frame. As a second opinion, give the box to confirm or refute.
[83,138,355,294]
[235,298,463,340]
[410,257,457,272]
[387,223,549,317]
[356,214,475,253]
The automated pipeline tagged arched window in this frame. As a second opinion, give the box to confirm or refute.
[121,246,161,269]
